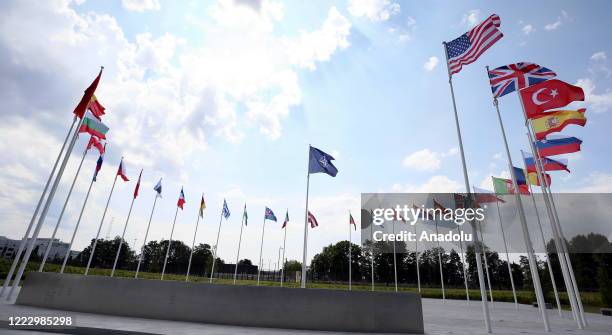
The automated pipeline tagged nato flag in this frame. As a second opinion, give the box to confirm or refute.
[308,146,338,177]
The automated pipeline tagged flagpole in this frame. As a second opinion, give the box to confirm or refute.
[276,247,282,283]
[60,176,95,274]
[280,209,287,287]
[391,220,398,292]
[39,147,88,272]
[493,196,518,310]
[233,204,246,284]
[135,193,159,279]
[370,212,375,291]
[456,224,469,302]
[301,148,311,289]
[186,199,203,282]
[1,116,78,296]
[489,77,549,331]
[521,165,563,317]
[209,210,224,284]
[111,184,138,277]
[348,210,352,291]
[477,221,494,303]
[161,206,180,280]
[8,117,83,300]
[257,214,267,286]
[525,130,583,327]
[413,223,420,293]
[434,218,445,302]
[522,93,581,328]
[85,171,120,275]
[444,42,491,332]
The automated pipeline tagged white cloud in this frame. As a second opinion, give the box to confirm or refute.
[122,0,161,12]
[401,148,457,172]
[478,170,509,190]
[522,24,535,35]
[388,16,416,43]
[575,78,612,113]
[544,20,561,31]
[391,175,463,193]
[347,0,400,22]
[544,10,571,31]
[461,9,480,27]
[591,51,607,61]
[563,172,612,192]
[423,56,439,71]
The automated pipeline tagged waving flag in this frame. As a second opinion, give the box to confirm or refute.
[79,112,109,139]
[532,109,587,140]
[527,171,552,186]
[117,158,129,181]
[512,167,528,185]
[308,211,319,228]
[282,210,289,229]
[199,195,206,218]
[93,150,104,182]
[308,146,338,177]
[488,62,556,98]
[265,207,277,221]
[535,136,582,157]
[522,151,569,172]
[519,80,585,118]
[472,186,504,204]
[154,179,162,197]
[87,95,106,120]
[243,204,248,226]
[133,170,142,198]
[177,187,186,209]
[73,68,102,119]
[222,199,230,219]
[492,177,529,195]
[86,136,105,154]
[445,14,503,75]
[349,213,356,231]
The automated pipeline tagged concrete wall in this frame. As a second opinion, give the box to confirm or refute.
[17,272,424,334]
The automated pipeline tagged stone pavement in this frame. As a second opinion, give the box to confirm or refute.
[1,287,611,334]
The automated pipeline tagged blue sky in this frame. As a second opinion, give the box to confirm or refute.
[0,0,610,266]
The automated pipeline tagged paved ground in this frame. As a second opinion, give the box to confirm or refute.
[0,287,611,334]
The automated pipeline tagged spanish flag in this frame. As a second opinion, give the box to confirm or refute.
[532,108,586,140]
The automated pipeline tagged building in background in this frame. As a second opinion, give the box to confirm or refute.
[0,236,75,261]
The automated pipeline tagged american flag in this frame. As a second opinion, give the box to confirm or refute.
[445,14,503,75]
[308,211,318,228]
[488,62,556,98]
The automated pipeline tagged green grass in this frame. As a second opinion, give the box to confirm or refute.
[0,259,603,311]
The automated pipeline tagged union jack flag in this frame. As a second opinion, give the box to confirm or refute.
[445,14,503,75]
[488,62,556,98]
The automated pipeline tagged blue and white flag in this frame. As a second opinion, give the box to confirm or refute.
[153,179,162,197]
[222,199,230,219]
[264,207,277,221]
[308,146,338,177]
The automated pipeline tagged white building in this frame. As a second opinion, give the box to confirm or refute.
[0,236,73,260]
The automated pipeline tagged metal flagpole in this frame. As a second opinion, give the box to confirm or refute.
[233,204,246,284]
[280,209,287,287]
[348,210,352,291]
[442,43,490,332]
[257,213,267,286]
[493,196,518,310]
[300,149,311,289]
[39,147,88,272]
[8,117,83,300]
[186,197,203,282]
[521,165,563,317]
[392,219,398,292]
[111,183,138,277]
[85,170,120,275]
[1,116,77,296]
[161,206,180,280]
[60,176,95,274]
[434,218,445,302]
[456,225,469,302]
[370,215,375,291]
[477,221,494,303]
[522,99,581,328]
[526,133,583,327]
[276,247,282,283]
[135,194,159,278]
[209,211,224,283]
[414,223,421,293]
[490,83,550,331]
[547,188,586,324]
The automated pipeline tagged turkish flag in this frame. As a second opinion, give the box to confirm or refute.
[73,68,103,119]
[519,79,584,119]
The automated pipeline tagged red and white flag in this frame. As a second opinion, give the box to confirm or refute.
[86,136,105,154]
[133,169,142,199]
[519,79,584,118]
[308,211,318,228]
[117,158,129,181]
[177,187,186,209]
[349,213,356,231]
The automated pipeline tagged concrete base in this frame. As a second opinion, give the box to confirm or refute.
[16,272,424,334]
